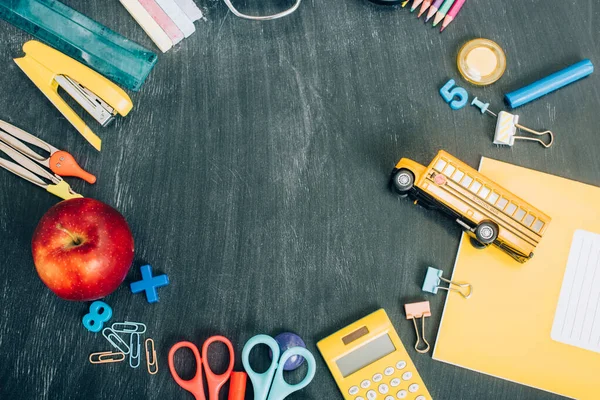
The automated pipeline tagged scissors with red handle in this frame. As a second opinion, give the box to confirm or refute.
[168,335,235,400]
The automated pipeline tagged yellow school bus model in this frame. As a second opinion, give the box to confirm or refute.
[391,150,551,263]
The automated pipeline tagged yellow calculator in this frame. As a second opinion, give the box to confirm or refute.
[317,309,432,400]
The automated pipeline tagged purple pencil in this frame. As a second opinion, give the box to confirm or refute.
[426,0,444,22]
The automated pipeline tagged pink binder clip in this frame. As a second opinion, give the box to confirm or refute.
[404,301,432,354]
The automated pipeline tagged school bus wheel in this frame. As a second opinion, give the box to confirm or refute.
[470,237,488,250]
[475,221,498,244]
[392,168,415,196]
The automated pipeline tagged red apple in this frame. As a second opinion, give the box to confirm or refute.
[31,198,134,301]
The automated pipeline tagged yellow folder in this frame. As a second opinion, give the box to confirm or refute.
[433,157,600,399]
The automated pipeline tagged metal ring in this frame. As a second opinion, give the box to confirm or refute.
[222,0,301,20]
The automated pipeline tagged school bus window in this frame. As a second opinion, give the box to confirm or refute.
[505,203,517,216]
[487,192,500,204]
[514,208,526,221]
[533,220,545,233]
[496,197,509,210]
[523,214,535,227]
[461,175,473,188]
[479,186,491,199]
[444,164,456,177]
[435,159,447,172]
[469,181,482,194]
[452,170,464,182]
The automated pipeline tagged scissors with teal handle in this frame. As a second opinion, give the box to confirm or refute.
[242,334,316,400]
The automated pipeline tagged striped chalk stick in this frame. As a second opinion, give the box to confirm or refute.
[139,0,184,45]
[154,0,195,38]
[119,0,172,53]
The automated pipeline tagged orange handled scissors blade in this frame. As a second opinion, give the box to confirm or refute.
[169,341,206,400]
[169,336,235,400]
[202,336,235,400]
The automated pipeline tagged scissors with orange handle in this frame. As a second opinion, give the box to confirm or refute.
[168,335,235,400]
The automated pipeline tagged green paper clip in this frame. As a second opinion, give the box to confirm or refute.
[0,0,157,91]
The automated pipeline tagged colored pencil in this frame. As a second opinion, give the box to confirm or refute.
[426,0,444,22]
[418,0,432,18]
[402,0,410,7]
[433,0,455,26]
[440,0,465,32]
[411,0,423,12]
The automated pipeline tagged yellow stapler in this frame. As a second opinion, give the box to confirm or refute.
[14,41,133,151]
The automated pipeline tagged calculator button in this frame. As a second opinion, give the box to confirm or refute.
[390,378,401,387]
[415,396,427,400]
[396,390,407,399]
[361,380,372,389]
[373,373,383,382]
[378,384,389,394]
[385,397,394,400]
[384,367,395,376]
[408,383,419,393]
[396,361,407,370]
[367,390,377,400]
[349,386,359,395]
[402,371,413,381]
[355,397,366,400]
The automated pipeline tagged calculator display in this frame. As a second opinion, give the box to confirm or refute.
[336,334,396,377]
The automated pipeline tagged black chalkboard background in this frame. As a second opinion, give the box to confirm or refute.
[1,0,599,399]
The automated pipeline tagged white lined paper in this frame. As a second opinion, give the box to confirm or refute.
[551,230,600,352]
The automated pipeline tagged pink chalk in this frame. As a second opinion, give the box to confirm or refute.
[139,0,184,45]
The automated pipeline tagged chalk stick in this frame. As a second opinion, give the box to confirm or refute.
[154,0,195,38]
[139,0,185,45]
[505,59,594,108]
[119,0,172,53]
[173,0,203,21]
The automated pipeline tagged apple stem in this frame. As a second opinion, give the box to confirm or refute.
[56,224,82,246]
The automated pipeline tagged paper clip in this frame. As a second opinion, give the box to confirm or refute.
[129,332,142,369]
[404,301,432,354]
[145,338,158,375]
[89,351,125,364]
[422,267,472,299]
[102,327,131,355]
[112,321,147,334]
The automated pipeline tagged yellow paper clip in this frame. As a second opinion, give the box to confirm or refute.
[405,301,432,354]
[14,41,133,151]
[145,338,158,375]
[89,351,126,364]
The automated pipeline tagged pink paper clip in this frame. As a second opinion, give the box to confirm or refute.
[404,301,431,354]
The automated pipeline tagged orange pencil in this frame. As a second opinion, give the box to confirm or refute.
[418,0,432,18]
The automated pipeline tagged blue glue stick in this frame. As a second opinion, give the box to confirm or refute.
[505,59,594,108]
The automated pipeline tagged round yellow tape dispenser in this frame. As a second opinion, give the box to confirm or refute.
[457,38,506,86]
